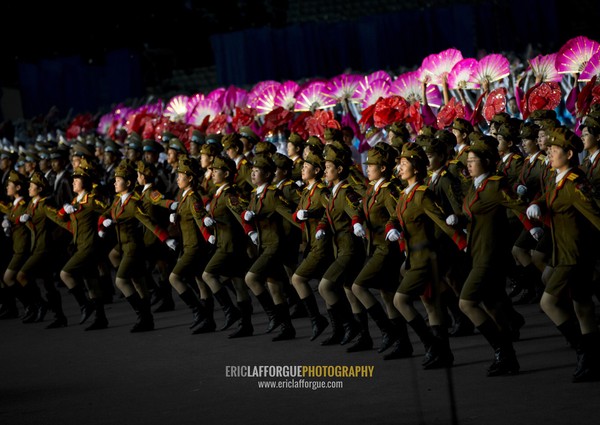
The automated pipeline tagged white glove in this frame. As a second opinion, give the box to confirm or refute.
[445,214,458,226]
[315,229,326,240]
[203,216,216,227]
[243,210,255,222]
[516,185,528,196]
[170,201,179,211]
[208,235,216,244]
[526,204,541,220]
[2,218,10,229]
[385,228,401,242]
[248,231,259,245]
[353,223,366,238]
[98,230,105,238]
[530,227,544,241]
[295,180,304,188]
[296,210,309,221]
[63,203,76,214]
[169,213,177,224]
[205,202,211,212]
[19,214,30,223]
[166,238,177,251]
[102,218,113,227]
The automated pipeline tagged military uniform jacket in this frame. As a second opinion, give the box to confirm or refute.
[247,185,298,252]
[317,180,363,257]
[209,184,251,253]
[448,145,471,193]
[24,197,54,254]
[462,175,532,268]
[175,188,207,251]
[396,184,465,269]
[426,166,464,216]
[348,165,368,197]
[496,152,523,192]
[52,170,74,207]
[532,169,600,266]
[293,181,330,253]
[0,197,30,257]
[539,158,555,196]
[361,179,399,257]
[291,157,304,182]
[138,184,171,246]
[517,152,546,202]
[580,150,600,204]
[100,192,168,255]
[234,157,254,196]
[46,192,107,249]
[277,179,302,242]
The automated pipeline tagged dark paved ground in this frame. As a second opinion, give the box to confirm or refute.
[1,287,599,425]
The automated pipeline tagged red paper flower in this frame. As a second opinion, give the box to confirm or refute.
[305,110,337,138]
[373,96,410,128]
[524,82,562,119]
[483,87,507,122]
[287,111,311,140]
[206,113,230,135]
[436,97,465,129]
[231,107,257,131]
[576,76,598,118]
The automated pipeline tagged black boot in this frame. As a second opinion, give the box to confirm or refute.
[320,304,344,346]
[229,300,254,338]
[272,303,296,341]
[383,317,414,360]
[288,288,308,319]
[339,300,360,346]
[443,291,474,337]
[302,293,329,341]
[346,310,373,352]
[192,297,216,334]
[0,286,18,319]
[154,280,175,313]
[422,325,454,369]
[24,284,48,323]
[214,287,241,331]
[179,289,205,329]
[572,332,600,383]
[557,318,582,349]
[69,284,94,324]
[513,264,541,305]
[45,290,68,329]
[407,314,437,365]
[477,319,520,377]
[130,295,155,333]
[256,290,280,333]
[18,284,40,324]
[84,299,109,331]
[366,302,398,353]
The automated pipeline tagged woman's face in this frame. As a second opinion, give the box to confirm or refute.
[537,130,549,151]
[496,135,510,155]
[212,168,228,185]
[366,164,384,182]
[581,127,599,152]
[426,152,444,171]
[549,145,572,171]
[114,176,130,194]
[287,142,300,158]
[6,181,17,197]
[324,161,340,184]
[301,161,317,182]
[467,152,485,178]
[398,158,416,181]
[72,177,84,194]
[521,138,539,156]
[177,172,192,190]
[251,167,270,186]
[200,154,213,169]
[28,182,42,198]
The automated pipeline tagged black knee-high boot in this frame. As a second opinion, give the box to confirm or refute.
[128,294,154,333]
[22,283,46,324]
[179,289,205,329]
[272,302,296,341]
[383,316,414,360]
[301,293,329,341]
[320,303,344,346]
[84,298,108,331]
[229,300,254,338]
[192,296,216,334]
[45,290,67,329]
[154,280,175,313]
[69,284,94,324]
[255,291,280,333]
[423,325,454,369]
[346,310,373,352]
[477,319,519,376]
[573,332,600,383]
[366,302,398,353]
[214,287,241,331]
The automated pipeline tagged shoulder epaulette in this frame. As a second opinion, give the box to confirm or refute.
[267,184,277,191]
[416,185,427,191]
[513,154,522,160]
[150,190,163,202]
[381,181,391,188]
[488,175,502,181]
[537,154,547,161]
[341,183,351,189]
[567,173,578,181]
[448,159,459,164]
[317,182,326,189]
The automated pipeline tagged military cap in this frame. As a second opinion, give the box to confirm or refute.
[287,133,305,148]
[72,165,92,179]
[24,151,39,163]
[168,138,188,154]
[29,170,49,190]
[71,142,94,158]
[581,115,600,132]
[211,155,237,177]
[304,152,324,170]
[0,149,18,161]
[142,139,163,153]
[200,142,222,157]
[419,125,437,137]
[519,122,540,140]
[190,130,205,145]
[434,129,457,153]
[114,159,137,181]
[37,148,51,160]
[364,146,391,166]
[7,170,27,187]
[177,156,200,176]
[469,135,500,163]
[490,112,512,126]
[251,155,276,173]
[497,121,521,141]
[415,134,434,148]
[272,152,293,170]
[126,131,142,144]
[323,143,351,167]
[529,109,557,122]
[538,118,559,132]
[222,133,243,152]
[468,131,486,145]
[238,126,260,145]
[94,137,105,149]
[205,133,223,146]
[547,127,583,153]
[161,131,176,145]
[48,147,69,160]
[422,137,449,156]
[104,139,122,155]
[323,127,343,143]
[450,118,473,134]
[389,122,410,139]
[127,138,143,152]
[136,160,156,178]
[255,141,277,156]
[306,136,323,152]
[400,143,429,166]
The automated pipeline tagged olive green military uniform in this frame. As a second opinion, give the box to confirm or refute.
[19,197,54,276]
[291,156,304,183]
[0,198,30,271]
[448,144,471,194]
[497,152,524,193]
[234,156,254,196]
[276,178,302,269]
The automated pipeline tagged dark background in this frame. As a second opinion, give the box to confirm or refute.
[1,0,599,121]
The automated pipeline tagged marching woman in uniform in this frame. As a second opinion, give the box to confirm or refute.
[0,170,33,320]
[17,171,66,327]
[97,160,170,332]
[291,152,332,341]
[527,127,600,382]
[46,164,110,330]
[458,136,540,376]
[314,144,365,348]
[393,143,467,369]
[241,155,300,342]
[350,145,412,357]
[201,156,253,338]
[166,156,216,335]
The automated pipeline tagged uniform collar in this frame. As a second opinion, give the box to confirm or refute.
[473,173,490,189]
[555,167,572,184]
